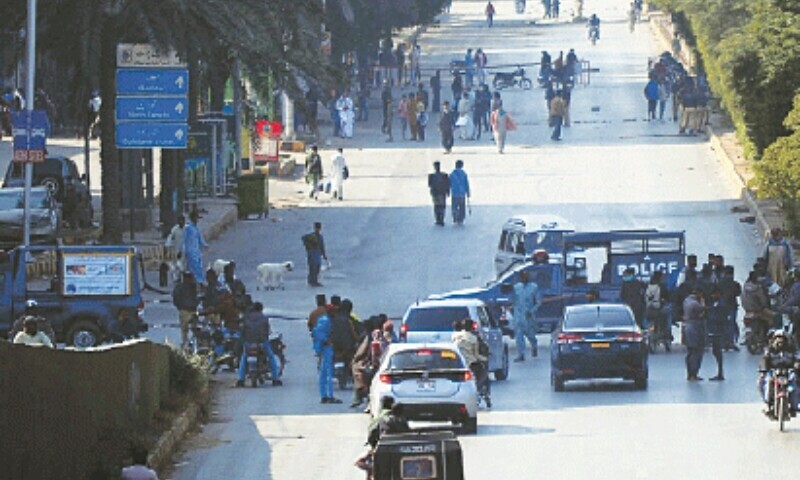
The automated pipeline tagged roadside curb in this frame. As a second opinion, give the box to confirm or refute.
[148,384,210,474]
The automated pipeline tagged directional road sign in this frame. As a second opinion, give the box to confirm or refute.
[116,69,189,95]
[116,96,188,122]
[11,110,49,162]
[116,123,188,149]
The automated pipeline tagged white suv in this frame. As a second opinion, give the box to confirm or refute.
[400,299,509,381]
[369,343,479,434]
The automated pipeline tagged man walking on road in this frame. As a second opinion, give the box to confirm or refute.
[439,101,455,153]
[302,222,328,287]
[330,148,348,201]
[683,286,706,381]
[182,210,208,286]
[450,160,470,225]
[512,270,541,361]
[165,214,186,279]
[172,272,199,349]
[490,102,516,152]
[381,81,393,142]
[428,161,450,226]
[549,90,567,141]
[763,227,793,287]
[305,145,323,199]
[485,1,496,27]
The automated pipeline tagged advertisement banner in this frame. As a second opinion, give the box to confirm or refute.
[62,253,131,296]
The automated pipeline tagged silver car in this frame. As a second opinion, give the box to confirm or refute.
[401,298,509,381]
[369,343,479,434]
[0,187,60,245]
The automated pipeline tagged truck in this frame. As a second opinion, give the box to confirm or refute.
[430,226,686,334]
[0,245,148,347]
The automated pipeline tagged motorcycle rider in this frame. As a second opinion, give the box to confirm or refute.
[452,319,491,407]
[759,329,800,418]
[742,270,776,341]
[9,299,55,343]
[587,14,601,40]
[236,302,283,387]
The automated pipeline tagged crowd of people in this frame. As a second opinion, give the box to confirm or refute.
[644,51,712,134]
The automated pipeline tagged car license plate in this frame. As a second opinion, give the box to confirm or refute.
[591,343,611,349]
[417,380,436,392]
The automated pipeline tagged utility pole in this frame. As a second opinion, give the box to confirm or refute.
[232,56,243,177]
[22,0,37,248]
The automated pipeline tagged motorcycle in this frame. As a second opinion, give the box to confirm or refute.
[186,320,241,373]
[744,314,770,355]
[492,66,532,90]
[766,368,796,431]
[335,354,353,390]
[243,333,287,388]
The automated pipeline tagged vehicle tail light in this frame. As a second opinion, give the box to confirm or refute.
[557,333,584,344]
[400,323,408,341]
[459,405,468,415]
[617,332,644,343]
[463,370,473,382]
[416,349,432,356]
[379,373,393,384]
[472,322,479,333]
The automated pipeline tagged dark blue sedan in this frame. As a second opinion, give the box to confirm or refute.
[550,303,649,391]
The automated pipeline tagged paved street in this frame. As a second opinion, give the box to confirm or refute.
[158,1,800,478]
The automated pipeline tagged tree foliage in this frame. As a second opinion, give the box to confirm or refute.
[754,94,800,235]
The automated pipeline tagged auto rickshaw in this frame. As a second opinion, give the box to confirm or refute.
[373,431,464,480]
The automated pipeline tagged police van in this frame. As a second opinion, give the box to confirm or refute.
[494,215,575,277]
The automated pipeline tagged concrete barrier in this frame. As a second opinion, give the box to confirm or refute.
[0,339,171,478]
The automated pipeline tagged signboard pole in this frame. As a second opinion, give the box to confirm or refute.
[23,0,37,249]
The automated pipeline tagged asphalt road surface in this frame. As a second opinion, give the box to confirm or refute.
[150,1,796,478]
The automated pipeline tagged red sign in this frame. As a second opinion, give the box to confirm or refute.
[253,121,281,162]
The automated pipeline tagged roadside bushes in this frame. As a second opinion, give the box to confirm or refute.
[754,94,800,236]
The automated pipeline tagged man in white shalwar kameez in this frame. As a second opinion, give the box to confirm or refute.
[337,91,355,138]
[330,148,348,200]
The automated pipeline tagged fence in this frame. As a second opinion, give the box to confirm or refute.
[0,339,171,479]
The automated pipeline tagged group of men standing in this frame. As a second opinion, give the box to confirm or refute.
[427,160,471,226]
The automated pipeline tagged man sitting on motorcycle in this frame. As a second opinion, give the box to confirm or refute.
[587,14,601,39]
[759,330,800,418]
[236,302,283,387]
[452,319,491,406]
[742,270,776,339]
[779,269,800,346]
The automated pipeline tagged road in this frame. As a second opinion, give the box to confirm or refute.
[156,1,799,478]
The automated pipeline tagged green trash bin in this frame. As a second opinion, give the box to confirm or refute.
[237,173,269,219]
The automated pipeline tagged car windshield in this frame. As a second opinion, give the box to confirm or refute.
[563,307,635,330]
[404,307,470,331]
[388,349,465,370]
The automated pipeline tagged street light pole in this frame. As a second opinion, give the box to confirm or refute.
[23,0,37,249]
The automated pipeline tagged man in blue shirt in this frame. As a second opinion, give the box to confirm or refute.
[449,160,470,225]
[313,305,341,403]
[512,271,541,361]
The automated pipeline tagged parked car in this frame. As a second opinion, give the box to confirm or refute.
[3,155,93,229]
[401,299,509,381]
[0,186,60,245]
[551,303,649,391]
[369,343,479,434]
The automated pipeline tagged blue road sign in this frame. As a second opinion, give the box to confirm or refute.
[116,69,189,95]
[11,110,49,162]
[116,96,188,122]
[116,123,188,149]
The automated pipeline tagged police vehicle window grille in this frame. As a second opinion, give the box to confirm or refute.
[610,240,644,254]
[498,231,508,250]
[646,237,681,253]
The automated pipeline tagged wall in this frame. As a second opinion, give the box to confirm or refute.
[0,339,171,479]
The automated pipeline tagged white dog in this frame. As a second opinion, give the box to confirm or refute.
[256,261,294,290]
[210,259,232,277]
